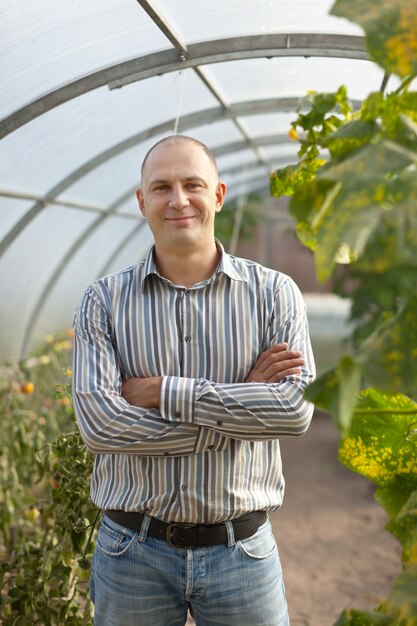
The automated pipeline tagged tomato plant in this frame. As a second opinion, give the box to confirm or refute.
[0,332,98,625]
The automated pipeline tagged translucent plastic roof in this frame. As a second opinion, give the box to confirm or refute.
[0,0,391,360]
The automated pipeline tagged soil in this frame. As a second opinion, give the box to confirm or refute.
[187,411,401,626]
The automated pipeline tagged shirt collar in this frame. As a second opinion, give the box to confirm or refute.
[141,240,247,292]
[215,240,247,283]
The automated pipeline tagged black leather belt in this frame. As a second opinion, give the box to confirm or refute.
[104,509,267,548]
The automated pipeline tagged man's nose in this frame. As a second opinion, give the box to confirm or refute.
[169,185,190,209]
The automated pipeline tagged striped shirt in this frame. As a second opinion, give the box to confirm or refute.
[72,242,315,523]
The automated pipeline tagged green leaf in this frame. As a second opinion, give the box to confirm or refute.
[338,388,417,488]
[360,92,385,122]
[383,565,417,622]
[331,0,417,78]
[336,357,363,430]
[304,356,361,431]
[333,608,393,625]
[309,141,417,281]
[270,158,326,198]
[354,177,417,273]
[375,477,417,518]
[314,187,384,281]
[317,140,417,183]
[357,292,417,396]
[324,119,380,160]
[386,489,417,564]
[270,164,300,197]
[296,87,351,130]
[288,179,336,250]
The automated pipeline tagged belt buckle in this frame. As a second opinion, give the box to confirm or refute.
[166,523,193,548]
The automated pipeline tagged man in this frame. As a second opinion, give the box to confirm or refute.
[72,135,315,626]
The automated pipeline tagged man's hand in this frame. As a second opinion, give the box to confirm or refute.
[245,343,304,383]
[121,376,162,408]
[122,344,303,406]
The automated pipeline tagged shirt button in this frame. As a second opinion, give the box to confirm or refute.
[181,483,188,491]
[175,411,182,418]
[184,336,191,342]
[217,420,223,426]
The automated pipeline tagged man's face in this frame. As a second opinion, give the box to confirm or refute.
[136,142,226,253]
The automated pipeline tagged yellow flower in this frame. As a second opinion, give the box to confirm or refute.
[24,507,41,522]
[288,128,298,141]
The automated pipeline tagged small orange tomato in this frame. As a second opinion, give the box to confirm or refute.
[49,473,61,490]
[20,381,35,394]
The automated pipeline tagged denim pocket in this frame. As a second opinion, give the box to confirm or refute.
[236,520,277,560]
[95,515,138,558]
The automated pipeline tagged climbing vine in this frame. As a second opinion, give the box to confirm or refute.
[270,0,417,623]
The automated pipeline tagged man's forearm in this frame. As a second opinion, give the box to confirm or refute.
[121,376,162,408]
[121,345,304,410]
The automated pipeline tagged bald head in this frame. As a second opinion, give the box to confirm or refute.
[141,135,218,182]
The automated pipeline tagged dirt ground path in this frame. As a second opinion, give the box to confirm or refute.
[186,412,401,626]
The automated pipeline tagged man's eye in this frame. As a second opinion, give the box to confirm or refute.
[154,185,168,191]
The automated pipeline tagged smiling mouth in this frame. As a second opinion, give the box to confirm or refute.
[166,216,196,223]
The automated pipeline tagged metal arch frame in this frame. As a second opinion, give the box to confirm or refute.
[0,33,368,139]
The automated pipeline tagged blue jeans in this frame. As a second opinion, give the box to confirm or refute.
[90,513,290,626]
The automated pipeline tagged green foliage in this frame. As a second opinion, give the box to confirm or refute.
[270,157,327,198]
[337,388,417,623]
[307,293,417,432]
[334,609,392,625]
[383,565,417,623]
[304,356,362,431]
[339,389,417,491]
[356,293,417,398]
[0,333,97,625]
[331,0,417,78]
[270,0,417,622]
[214,194,263,247]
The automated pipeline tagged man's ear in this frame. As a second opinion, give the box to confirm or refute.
[215,181,227,213]
[136,189,146,217]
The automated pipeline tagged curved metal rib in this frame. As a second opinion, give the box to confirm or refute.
[0,33,366,139]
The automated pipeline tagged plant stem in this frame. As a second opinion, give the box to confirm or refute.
[81,509,100,560]
[393,72,417,94]
[354,408,417,415]
[379,72,390,94]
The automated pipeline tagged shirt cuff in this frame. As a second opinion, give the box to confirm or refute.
[160,376,196,424]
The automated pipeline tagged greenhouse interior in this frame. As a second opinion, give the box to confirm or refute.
[1,1,417,625]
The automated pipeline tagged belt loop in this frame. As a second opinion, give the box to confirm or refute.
[225,520,235,547]
[138,514,151,542]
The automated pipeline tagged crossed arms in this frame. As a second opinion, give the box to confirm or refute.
[72,285,315,457]
[122,343,305,408]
